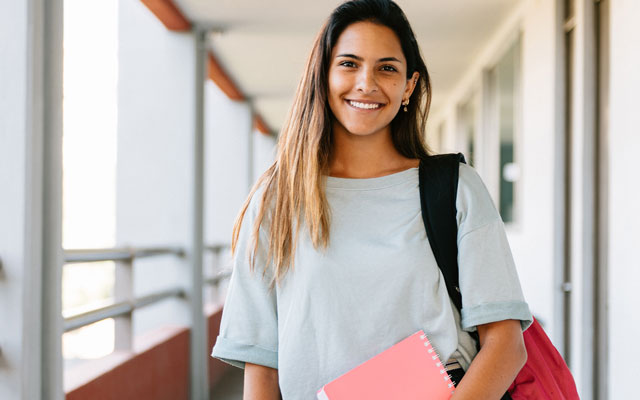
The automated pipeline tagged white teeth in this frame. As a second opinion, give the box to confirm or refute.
[349,100,381,110]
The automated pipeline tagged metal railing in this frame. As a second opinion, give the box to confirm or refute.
[62,244,231,350]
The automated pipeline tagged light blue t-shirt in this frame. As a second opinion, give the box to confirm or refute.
[212,163,532,399]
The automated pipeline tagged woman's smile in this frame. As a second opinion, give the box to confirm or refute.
[345,99,386,111]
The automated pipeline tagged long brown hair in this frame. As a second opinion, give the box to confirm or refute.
[231,0,432,284]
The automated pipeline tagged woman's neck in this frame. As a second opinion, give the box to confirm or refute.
[328,124,419,178]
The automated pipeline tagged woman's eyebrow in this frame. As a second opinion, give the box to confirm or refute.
[336,54,402,63]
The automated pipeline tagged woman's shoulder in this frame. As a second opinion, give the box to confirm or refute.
[243,181,270,224]
[241,179,281,240]
[457,163,491,199]
[456,163,501,230]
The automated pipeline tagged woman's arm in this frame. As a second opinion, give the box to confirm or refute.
[243,363,281,400]
[450,319,526,400]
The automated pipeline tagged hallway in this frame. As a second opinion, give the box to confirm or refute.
[4,0,640,399]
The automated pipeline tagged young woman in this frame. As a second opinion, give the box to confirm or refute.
[212,1,532,399]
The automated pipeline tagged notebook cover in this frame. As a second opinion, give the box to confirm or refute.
[317,330,455,400]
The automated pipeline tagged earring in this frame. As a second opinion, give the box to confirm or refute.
[402,99,410,112]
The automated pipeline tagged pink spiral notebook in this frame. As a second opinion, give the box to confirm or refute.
[317,330,456,400]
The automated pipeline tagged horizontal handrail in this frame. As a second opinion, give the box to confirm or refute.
[64,246,185,264]
[63,287,186,332]
[63,244,229,264]
[62,244,232,332]
[205,244,230,253]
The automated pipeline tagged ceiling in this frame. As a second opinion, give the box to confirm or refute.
[174,0,522,133]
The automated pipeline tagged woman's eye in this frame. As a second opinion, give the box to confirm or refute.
[381,65,397,72]
[339,61,357,68]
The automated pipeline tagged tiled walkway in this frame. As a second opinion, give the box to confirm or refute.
[210,367,244,400]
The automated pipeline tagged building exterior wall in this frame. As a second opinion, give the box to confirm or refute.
[507,0,557,337]
[608,1,640,398]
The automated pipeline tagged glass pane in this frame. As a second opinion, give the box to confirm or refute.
[496,41,520,223]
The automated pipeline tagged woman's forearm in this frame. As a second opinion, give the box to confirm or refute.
[450,320,526,400]
[244,363,282,400]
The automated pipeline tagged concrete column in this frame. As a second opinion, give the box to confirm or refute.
[189,27,208,400]
[0,0,64,399]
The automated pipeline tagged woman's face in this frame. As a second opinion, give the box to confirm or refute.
[328,21,419,138]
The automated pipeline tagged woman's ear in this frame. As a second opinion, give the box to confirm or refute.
[404,71,420,100]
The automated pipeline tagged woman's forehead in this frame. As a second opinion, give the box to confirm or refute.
[332,21,405,62]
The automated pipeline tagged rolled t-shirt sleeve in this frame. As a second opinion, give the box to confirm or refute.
[456,164,532,333]
[211,192,278,369]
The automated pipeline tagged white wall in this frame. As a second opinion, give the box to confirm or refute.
[253,129,277,185]
[117,0,195,334]
[429,0,557,337]
[203,82,277,303]
[203,82,277,248]
[509,0,556,338]
[609,1,640,397]
[117,2,279,324]
[204,81,252,246]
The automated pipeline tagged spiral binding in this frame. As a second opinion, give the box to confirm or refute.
[420,332,456,395]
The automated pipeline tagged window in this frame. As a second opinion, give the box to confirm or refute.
[488,40,521,223]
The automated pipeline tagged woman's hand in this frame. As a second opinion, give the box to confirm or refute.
[450,319,526,399]
[243,363,282,400]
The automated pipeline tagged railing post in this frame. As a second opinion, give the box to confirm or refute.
[114,257,133,351]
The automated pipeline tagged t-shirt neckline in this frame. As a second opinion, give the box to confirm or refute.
[324,167,418,190]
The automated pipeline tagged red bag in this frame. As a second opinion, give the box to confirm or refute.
[507,318,580,400]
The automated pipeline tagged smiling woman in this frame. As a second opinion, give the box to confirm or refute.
[211,1,531,399]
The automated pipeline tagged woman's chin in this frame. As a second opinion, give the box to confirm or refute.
[341,124,388,137]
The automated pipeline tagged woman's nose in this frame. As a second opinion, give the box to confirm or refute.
[355,69,378,94]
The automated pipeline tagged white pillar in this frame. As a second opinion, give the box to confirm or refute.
[0,0,64,399]
[189,27,208,400]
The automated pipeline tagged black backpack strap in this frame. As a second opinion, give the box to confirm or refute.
[418,153,466,312]
[419,154,514,400]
